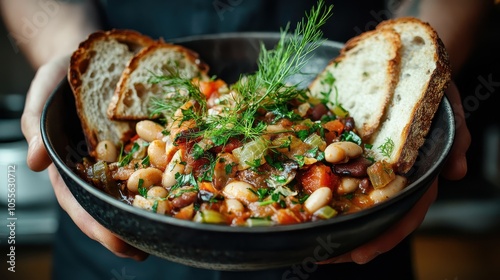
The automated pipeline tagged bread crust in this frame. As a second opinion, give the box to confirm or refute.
[69,30,156,89]
[107,42,210,121]
[68,29,155,156]
[376,17,452,174]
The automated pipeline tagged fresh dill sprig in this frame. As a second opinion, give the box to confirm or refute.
[147,0,334,147]
[378,137,395,158]
[214,0,333,143]
[236,0,333,109]
[147,71,207,118]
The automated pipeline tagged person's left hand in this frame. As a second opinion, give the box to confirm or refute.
[319,82,470,264]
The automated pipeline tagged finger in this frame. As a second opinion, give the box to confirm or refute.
[48,164,149,261]
[22,56,69,171]
[441,82,470,180]
[320,180,438,265]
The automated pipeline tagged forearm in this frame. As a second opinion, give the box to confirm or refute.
[394,0,492,75]
[1,0,101,68]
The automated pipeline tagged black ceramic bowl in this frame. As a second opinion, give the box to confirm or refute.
[41,33,455,271]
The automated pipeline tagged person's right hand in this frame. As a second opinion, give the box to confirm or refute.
[22,55,148,261]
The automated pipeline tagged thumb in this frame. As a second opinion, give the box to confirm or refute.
[22,55,70,171]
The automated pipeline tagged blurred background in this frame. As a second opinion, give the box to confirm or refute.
[0,2,499,280]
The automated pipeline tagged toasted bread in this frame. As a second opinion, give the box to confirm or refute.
[68,29,155,156]
[308,28,402,139]
[370,17,451,174]
[107,42,210,121]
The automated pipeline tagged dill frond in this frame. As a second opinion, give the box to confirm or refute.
[147,0,334,147]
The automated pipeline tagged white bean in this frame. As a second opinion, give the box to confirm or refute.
[95,140,118,162]
[136,120,164,142]
[337,177,360,195]
[132,195,170,214]
[224,198,244,214]
[369,175,408,204]
[304,187,332,213]
[148,140,167,170]
[340,141,363,158]
[132,195,150,209]
[127,167,163,192]
[324,144,345,164]
[324,141,363,163]
[164,140,178,163]
[222,181,259,205]
[146,186,168,198]
[162,150,186,188]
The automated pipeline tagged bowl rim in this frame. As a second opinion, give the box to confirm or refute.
[40,32,455,234]
[169,31,346,48]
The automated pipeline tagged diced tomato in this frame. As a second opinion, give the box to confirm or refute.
[323,120,344,143]
[323,120,344,135]
[130,134,140,142]
[174,204,195,220]
[198,79,226,99]
[123,134,140,152]
[274,209,301,225]
[299,163,339,194]
[199,181,218,194]
[210,137,242,154]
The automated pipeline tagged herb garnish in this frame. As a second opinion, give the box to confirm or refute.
[118,142,140,167]
[147,1,333,148]
[378,137,395,158]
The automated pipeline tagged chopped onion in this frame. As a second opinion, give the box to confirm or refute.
[367,161,396,189]
[232,137,268,170]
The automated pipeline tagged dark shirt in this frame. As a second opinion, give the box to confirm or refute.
[53,1,416,279]
[97,0,391,43]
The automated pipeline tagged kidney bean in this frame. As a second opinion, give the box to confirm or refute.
[333,157,372,178]
[344,117,355,131]
[358,178,373,194]
[309,103,329,121]
[171,188,198,209]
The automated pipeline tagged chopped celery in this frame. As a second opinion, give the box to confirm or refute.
[92,161,120,198]
[332,104,349,118]
[245,218,274,227]
[193,210,226,224]
[303,133,326,151]
[314,206,338,219]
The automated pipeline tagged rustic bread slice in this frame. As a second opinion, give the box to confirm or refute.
[309,28,402,139]
[107,42,210,121]
[68,29,155,157]
[369,17,451,174]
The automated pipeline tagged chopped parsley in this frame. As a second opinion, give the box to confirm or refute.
[118,142,140,167]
